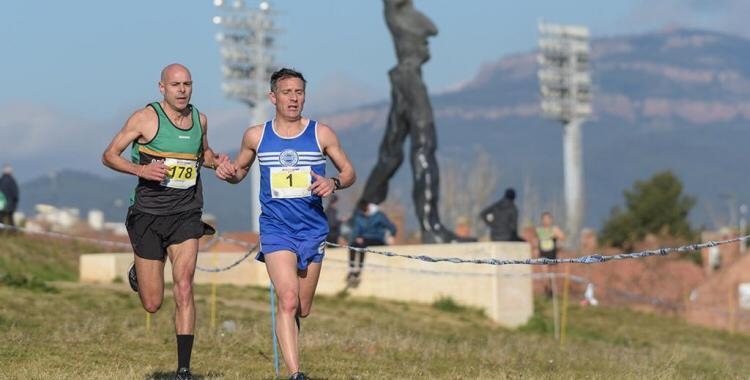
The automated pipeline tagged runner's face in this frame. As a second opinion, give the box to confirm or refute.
[542,214,553,226]
[159,68,193,111]
[271,77,305,120]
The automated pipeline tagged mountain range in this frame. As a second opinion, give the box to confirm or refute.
[18,27,750,234]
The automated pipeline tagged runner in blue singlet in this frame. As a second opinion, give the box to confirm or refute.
[215,68,356,380]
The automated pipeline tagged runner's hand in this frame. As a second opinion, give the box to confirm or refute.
[310,171,335,197]
[137,160,168,181]
[215,156,237,181]
[207,153,230,170]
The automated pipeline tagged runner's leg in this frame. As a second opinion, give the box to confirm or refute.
[134,256,166,313]
[298,262,322,318]
[167,238,199,334]
[264,250,301,375]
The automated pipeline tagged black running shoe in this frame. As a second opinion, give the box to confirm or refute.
[175,367,193,380]
[289,372,307,380]
[127,262,138,292]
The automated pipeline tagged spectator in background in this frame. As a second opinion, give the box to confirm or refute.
[534,211,566,297]
[348,200,397,280]
[479,188,523,242]
[325,194,343,245]
[0,164,19,232]
[535,211,566,261]
[454,216,472,239]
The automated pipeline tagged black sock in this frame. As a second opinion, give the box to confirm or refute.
[177,334,194,370]
[348,249,356,270]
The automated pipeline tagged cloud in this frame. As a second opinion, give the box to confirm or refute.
[200,104,258,154]
[0,80,384,181]
[628,0,750,37]
[304,72,387,115]
[0,103,82,157]
[203,76,389,153]
[0,102,114,179]
[0,101,253,181]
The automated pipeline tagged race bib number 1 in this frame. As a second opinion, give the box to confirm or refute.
[270,166,311,198]
[161,158,198,189]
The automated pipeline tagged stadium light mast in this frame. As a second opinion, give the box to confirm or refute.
[740,204,747,255]
[213,0,277,232]
[537,20,592,249]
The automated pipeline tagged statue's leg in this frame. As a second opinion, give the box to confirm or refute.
[360,107,408,204]
[409,119,448,242]
[409,119,475,244]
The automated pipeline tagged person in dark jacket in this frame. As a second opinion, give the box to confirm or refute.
[0,164,19,231]
[479,188,523,242]
[325,194,343,244]
[348,199,397,280]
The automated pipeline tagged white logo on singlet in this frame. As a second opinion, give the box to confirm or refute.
[279,149,299,166]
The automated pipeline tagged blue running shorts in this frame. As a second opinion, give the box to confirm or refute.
[257,224,326,271]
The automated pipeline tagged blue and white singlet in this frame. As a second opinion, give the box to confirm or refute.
[257,119,329,237]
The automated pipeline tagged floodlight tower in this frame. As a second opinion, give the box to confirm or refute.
[740,204,747,255]
[213,0,277,232]
[537,20,592,249]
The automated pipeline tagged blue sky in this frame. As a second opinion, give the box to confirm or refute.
[1,0,747,181]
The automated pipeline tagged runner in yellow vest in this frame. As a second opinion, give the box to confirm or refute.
[535,212,566,297]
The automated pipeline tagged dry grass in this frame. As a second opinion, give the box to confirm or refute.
[1,236,750,379]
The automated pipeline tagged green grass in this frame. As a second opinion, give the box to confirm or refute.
[1,236,750,379]
[432,295,486,318]
[0,234,102,282]
[0,272,57,293]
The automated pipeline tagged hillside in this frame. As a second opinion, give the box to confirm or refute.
[16,27,750,233]
[327,27,750,231]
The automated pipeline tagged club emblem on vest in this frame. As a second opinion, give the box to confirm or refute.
[279,149,299,166]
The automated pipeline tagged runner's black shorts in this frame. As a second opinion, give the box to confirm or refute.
[126,207,215,261]
[540,250,557,261]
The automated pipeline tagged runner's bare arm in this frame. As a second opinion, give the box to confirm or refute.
[309,123,355,197]
[216,125,261,184]
[102,108,168,181]
[198,113,225,170]
[554,226,566,242]
[319,123,356,188]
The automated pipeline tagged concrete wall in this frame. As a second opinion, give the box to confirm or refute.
[685,251,750,333]
[320,242,533,327]
[79,242,533,327]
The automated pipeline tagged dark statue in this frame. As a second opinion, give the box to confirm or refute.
[360,0,474,243]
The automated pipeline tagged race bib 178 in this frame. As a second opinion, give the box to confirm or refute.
[160,158,198,189]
